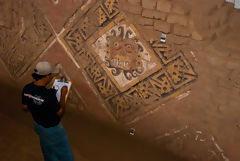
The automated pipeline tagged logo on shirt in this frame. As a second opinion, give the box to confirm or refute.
[24,93,44,105]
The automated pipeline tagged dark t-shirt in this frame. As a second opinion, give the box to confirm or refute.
[22,82,61,128]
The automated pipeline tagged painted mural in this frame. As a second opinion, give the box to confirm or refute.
[59,0,198,121]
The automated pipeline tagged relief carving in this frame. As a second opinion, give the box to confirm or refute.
[85,62,118,99]
[96,7,108,26]
[64,16,98,55]
[97,0,120,26]
[86,63,103,83]
[105,26,144,80]
[33,8,53,42]
[91,19,161,92]
[75,48,94,66]
[103,0,119,17]
[150,71,174,96]
[0,2,55,78]
[166,54,198,89]
[109,88,143,118]
[59,1,198,121]
[95,77,118,99]
[64,28,83,54]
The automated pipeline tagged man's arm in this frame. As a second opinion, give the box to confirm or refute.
[56,86,68,118]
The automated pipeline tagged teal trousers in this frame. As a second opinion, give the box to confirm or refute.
[34,122,74,161]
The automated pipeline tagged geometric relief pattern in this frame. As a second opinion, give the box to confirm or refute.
[96,0,120,25]
[109,88,144,118]
[149,71,174,97]
[85,62,118,99]
[60,0,198,121]
[64,28,84,54]
[75,48,94,66]
[152,42,198,90]
[33,10,54,43]
[63,0,120,61]
[64,16,97,54]
[106,41,197,119]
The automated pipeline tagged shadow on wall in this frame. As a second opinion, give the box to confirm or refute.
[0,79,188,161]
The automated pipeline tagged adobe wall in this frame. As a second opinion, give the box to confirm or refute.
[1,0,240,160]
[119,0,202,41]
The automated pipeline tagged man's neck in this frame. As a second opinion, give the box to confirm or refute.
[34,80,46,87]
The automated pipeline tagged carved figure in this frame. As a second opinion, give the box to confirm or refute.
[105,26,144,80]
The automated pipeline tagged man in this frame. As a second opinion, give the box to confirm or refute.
[22,61,74,161]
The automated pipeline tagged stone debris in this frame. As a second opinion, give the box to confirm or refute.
[191,31,203,41]
[196,130,202,134]
[173,125,189,134]
[19,17,25,36]
[221,153,230,161]
[190,51,196,58]
[195,135,199,141]
[214,142,224,153]
[164,133,171,136]
[51,0,59,5]
[211,136,230,161]
[155,125,189,139]
[199,139,206,142]
[194,131,207,142]
[155,126,231,161]
[209,150,218,159]
[155,127,231,161]
[176,91,191,101]
[190,51,198,62]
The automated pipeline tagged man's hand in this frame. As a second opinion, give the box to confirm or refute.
[58,86,68,118]
[61,86,68,97]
